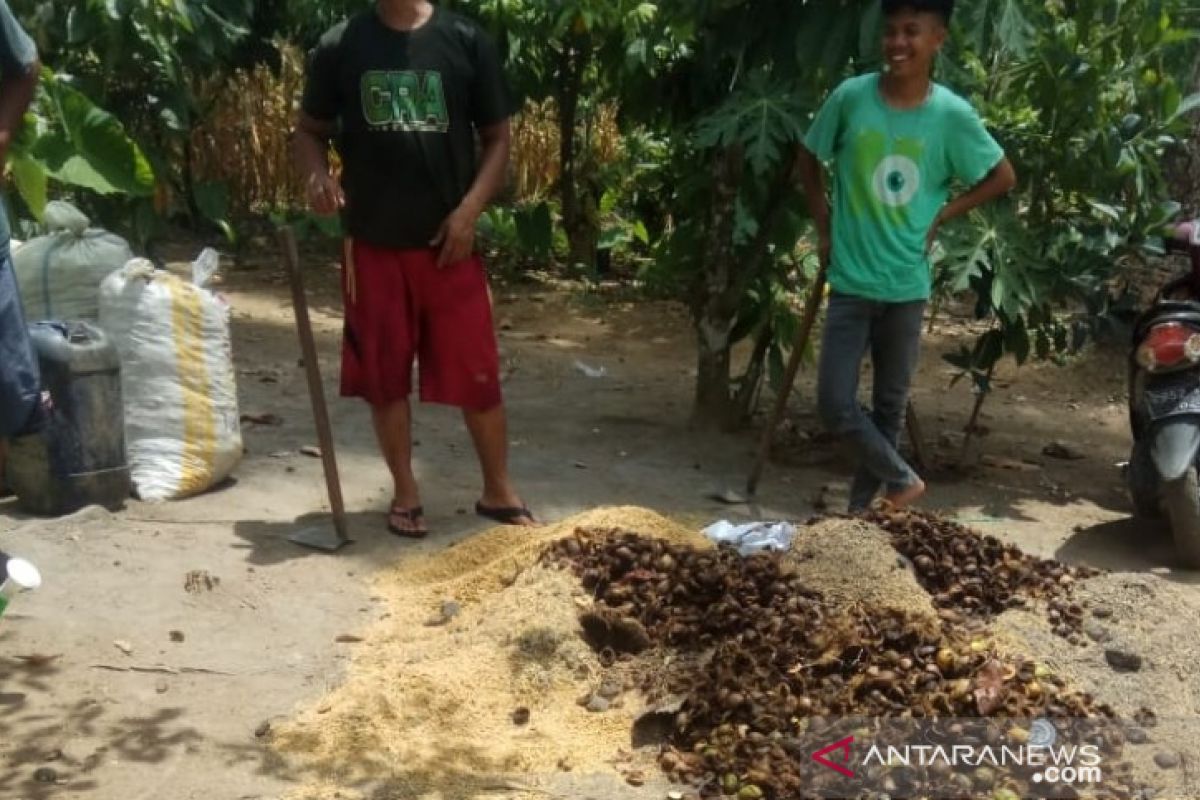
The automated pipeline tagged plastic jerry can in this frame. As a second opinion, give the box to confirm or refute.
[7,321,131,515]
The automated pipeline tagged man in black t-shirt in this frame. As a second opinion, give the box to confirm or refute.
[294,0,536,536]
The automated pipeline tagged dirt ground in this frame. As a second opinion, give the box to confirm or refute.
[3,248,1200,800]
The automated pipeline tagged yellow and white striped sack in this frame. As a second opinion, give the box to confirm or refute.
[98,256,242,501]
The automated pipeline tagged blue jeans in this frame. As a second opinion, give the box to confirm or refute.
[817,292,925,511]
[0,251,40,438]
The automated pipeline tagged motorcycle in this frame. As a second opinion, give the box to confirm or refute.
[1127,218,1200,567]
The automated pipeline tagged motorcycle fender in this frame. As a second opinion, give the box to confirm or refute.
[1149,421,1200,481]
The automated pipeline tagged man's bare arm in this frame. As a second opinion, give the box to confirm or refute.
[795,144,832,270]
[432,118,511,267]
[926,158,1017,251]
[461,119,511,217]
[292,111,343,215]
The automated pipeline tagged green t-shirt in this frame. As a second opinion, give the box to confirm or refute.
[803,73,1004,302]
[302,8,516,249]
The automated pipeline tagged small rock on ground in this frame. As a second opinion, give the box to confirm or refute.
[1154,751,1181,770]
[424,600,461,627]
[597,678,623,700]
[1084,621,1112,643]
[1104,645,1144,672]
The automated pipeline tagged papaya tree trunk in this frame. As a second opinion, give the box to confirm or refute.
[690,146,744,430]
[691,154,802,430]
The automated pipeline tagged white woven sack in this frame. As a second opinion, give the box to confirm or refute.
[98,252,242,501]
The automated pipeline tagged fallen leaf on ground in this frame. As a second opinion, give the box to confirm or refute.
[335,634,363,644]
[14,653,61,669]
[980,454,1041,472]
[241,413,284,426]
[300,446,322,458]
[113,640,134,656]
[1043,441,1085,460]
[973,658,1008,715]
[184,570,219,593]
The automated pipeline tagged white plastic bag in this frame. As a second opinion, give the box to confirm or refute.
[98,251,242,501]
[13,201,135,322]
[702,520,796,556]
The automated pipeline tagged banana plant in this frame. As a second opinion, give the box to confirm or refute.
[8,68,154,220]
[12,0,252,238]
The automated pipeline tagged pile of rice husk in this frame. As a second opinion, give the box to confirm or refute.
[274,507,707,800]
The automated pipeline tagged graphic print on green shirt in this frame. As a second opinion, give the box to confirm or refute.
[803,73,1005,303]
[846,130,925,228]
[361,70,450,132]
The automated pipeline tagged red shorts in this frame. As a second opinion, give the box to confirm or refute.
[340,241,502,411]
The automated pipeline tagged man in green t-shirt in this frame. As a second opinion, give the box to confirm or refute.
[294,0,536,536]
[797,0,1017,511]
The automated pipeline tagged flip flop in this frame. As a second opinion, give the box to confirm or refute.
[387,505,428,538]
[475,501,537,526]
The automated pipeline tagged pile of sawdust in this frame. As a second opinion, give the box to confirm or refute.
[390,505,706,603]
[274,507,703,800]
[788,517,940,628]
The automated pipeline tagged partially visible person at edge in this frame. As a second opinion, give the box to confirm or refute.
[797,0,1017,512]
[293,0,536,536]
[0,0,46,488]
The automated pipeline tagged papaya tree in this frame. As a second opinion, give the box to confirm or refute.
[934,0,1199,447]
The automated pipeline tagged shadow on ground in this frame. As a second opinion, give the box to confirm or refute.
[1056,516,1200,584]
[0,655,203,799]
[215,731,572,800]
[231,509,504,569]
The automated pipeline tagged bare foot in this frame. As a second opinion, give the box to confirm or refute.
[882,478,926,510]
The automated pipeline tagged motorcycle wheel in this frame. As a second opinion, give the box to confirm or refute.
[1161,468,1200,568]
[1128,444,1161,518]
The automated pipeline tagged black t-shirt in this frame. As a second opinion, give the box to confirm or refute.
[301,7,514,249]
